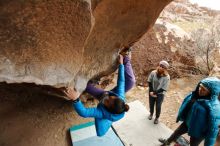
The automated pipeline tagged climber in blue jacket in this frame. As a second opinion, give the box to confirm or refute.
[159,77,220,146]
[64,48,135,137]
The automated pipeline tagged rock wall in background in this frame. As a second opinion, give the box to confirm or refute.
[131,0,220,85]
[132,19,197,85]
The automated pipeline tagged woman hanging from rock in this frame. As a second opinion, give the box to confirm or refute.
[64,47,135,136]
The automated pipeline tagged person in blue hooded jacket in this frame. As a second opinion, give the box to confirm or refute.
[159,77,220,146]
[64,48,135,137]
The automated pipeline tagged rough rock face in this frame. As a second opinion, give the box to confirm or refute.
[130,0,220,85]
[0,0,172,92]
[161,0,220,23]
[132,19,197,85]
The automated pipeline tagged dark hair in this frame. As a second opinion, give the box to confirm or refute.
[109,98,129,114]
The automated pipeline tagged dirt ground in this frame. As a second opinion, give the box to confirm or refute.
[0,75,219,146]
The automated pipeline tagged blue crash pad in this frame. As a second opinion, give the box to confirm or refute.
[70,121,124,146]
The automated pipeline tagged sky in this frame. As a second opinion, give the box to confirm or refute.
[189,0,220,10]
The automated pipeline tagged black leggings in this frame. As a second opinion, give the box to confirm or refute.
[149,94,164,118]
[167,122,203,146]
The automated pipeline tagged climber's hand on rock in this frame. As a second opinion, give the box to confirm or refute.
[63,87,80,101]
[119,54,124,64]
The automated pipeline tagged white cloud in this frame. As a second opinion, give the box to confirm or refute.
[190,0,220,10]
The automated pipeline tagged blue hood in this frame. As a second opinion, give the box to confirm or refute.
[200,77,220,101]
[178,77,220,146]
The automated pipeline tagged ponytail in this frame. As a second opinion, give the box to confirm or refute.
[124,104,130,112]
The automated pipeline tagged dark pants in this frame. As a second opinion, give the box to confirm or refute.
[167,122,203,146]
[149,94,164,118]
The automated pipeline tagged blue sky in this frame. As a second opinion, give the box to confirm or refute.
[190,0,220,10]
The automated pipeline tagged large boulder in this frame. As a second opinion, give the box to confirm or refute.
[0,0,172,92]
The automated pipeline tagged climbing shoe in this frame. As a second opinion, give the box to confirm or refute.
[158,138,170,146]
[154,118,159,124]
[119,46,132,57]
[148,114,153,120]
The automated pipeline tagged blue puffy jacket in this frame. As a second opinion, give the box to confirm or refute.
[177,77,220,146]
[73,64,125,136]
